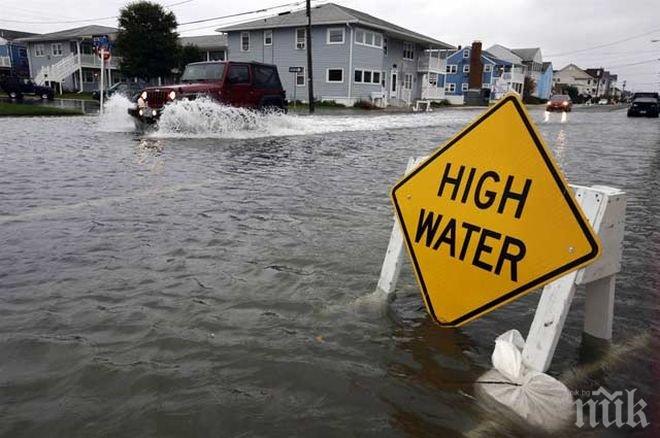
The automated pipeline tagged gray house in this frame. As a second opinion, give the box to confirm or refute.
[218,3,454,107]
[18,25,120,93]
[180,35,228,61]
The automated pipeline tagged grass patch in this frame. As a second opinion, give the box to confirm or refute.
[57,92,96,101]
[0,102,84,117]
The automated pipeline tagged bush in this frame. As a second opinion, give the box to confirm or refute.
[317,99,345,107]
[353,99,380,110]
[430,99,451,107]
[523,95,547,105]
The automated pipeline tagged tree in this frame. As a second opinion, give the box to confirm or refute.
[175,44,204,75]
[522,76,537,103]
[115,1,179,80]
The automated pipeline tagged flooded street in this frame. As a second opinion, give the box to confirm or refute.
[0,104,657,436]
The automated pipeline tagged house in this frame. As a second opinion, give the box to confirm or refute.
[585,68,614,98]
[511,47,545,97]
[441,42,505,105]
[218,2,454,106]
[553,64,596,98]
[536,61,553,100]
[17,25,120,93]
[0,29,36,78]
[179,35,228,61]
[484,44,526,96]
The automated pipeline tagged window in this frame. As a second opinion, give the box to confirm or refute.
[484,64,492,73]
[327,27,344,44]
[482,81,490,88]
[264,30,272,46]
[51,43,62,56]
[461,83,469,91]
[296,68,305,86]
[463,49,469,58]
[446,64,458,74]
[445,83,456,93]
[241,32,250,52]
[463,64,470,73]
[403,73,413,90]
[326,68,343,83]
[354,29,382,48]
[83,69,95,83]
[227,64,250,84]
[428,73,438,86]
[34,44,45,57]
[209,50,225,61]
[354,69,381,84]
[296,28,306,50]
[253,65,281,88]
[403,42,414,60]
[383,37,388,55]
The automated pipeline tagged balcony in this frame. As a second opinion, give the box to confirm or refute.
[79,53,120,69]
[418,52,446,72]
[0,56,10,68]
[421,85,445,100]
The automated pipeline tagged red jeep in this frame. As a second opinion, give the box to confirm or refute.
[128,61,287,124]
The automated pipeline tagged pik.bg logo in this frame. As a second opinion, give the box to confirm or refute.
[575,387,649,428]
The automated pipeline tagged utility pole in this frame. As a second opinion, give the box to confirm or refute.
[594,67,602,101]
[306,0,315,113]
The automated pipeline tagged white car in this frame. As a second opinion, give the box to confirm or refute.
[598,99,609,105]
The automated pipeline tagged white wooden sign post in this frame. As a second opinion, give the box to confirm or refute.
[378,158,626,372]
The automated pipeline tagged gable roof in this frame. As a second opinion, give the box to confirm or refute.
[558,63,592,79]
[218,3,453,48]
[180,34,227,49]
[511,47,541,62]
[16,25,117,42]
[485,44,522,65]
[0,28,37,41]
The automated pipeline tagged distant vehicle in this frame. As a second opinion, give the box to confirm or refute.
[0,76,54,100]
[598,99,609,105]
[631,92,659,102]
[627,97,659,118]
[128,61,287,124]
[92,81,144,101]
[546,94,572,112]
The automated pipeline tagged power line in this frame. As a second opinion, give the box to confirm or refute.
[606,59,659,69]
[546,27,660,57]
[0,0,194,25]
[177,1,310,26]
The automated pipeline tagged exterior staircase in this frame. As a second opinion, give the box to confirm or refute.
[34,53,78,85]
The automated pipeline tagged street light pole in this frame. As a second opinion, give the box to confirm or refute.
[306,0,315,113]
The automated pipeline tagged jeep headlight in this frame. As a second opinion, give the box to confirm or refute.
[168,90,176,100]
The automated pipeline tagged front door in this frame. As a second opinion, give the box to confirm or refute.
[390,69,398,100]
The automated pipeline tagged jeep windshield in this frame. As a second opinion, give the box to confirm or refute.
[181,63,226,83]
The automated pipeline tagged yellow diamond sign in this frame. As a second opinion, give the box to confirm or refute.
[391,94,601,327]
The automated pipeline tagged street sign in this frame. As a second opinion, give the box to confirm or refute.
[391,94,601,327]
[289,66,304,73]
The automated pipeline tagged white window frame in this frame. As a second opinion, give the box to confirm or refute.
[463,49,469,58]
[446,64,458,74]
[403,42,414,61]
[403,73,413,90]
[463,64,470,73]
[326,68,344,83]
[484,64,492,73]
[482,81,490,88]
[445,83,456,93]
[354,28,382,48]
[461,83,469,92]
[34,44,45,57]
[353,69,381,84]
[295,67,305,87]
[240,32,250,52]
[295,28,306,50]
[326,27,345,44]
[428,72,438,86]
[264,30,272,46]
[51,43,63,56]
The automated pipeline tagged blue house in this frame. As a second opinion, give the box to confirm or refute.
[441,42,506,104]
[536,62,553,100]
[0,29,35,78]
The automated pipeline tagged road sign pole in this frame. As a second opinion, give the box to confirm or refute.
[293,72,297,111]
[99,49,104,116]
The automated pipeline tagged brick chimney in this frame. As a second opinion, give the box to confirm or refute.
[468,41,483,90]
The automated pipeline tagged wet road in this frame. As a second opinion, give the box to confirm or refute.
[0,104,657,437]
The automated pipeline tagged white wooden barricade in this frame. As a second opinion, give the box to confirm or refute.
[377,158,626,373]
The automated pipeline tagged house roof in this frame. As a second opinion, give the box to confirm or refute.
[16,25,117,42]
[180,34,227,49]
[585,68,610,79]
[217,3,454,48]
[0,28,37,41]
[485,44,522,65]
[511,47,541,62]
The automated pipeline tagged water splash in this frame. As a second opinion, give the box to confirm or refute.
[150,97,472,140]
[561,111,568,123]
[97,94,135,132]
[543,111,550,123]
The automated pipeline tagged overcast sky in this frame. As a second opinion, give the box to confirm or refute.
[2,0,658,91]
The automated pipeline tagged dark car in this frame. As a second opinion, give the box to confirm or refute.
[92,81,144,101]
[128,61,287,124]
[631,92,659,102]
[0,76,54,100]
[546,94,572,112]
[627,97,659,118]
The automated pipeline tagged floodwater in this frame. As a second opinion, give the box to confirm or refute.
[0,99,657,437]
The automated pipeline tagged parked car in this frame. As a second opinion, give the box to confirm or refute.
[627,97,659,118]
[92,81,144,101]
[597,99,609,105]
[128,61,287,124]
[546,94,572,112]
[0,76,54,100]
[631,92,659,102]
